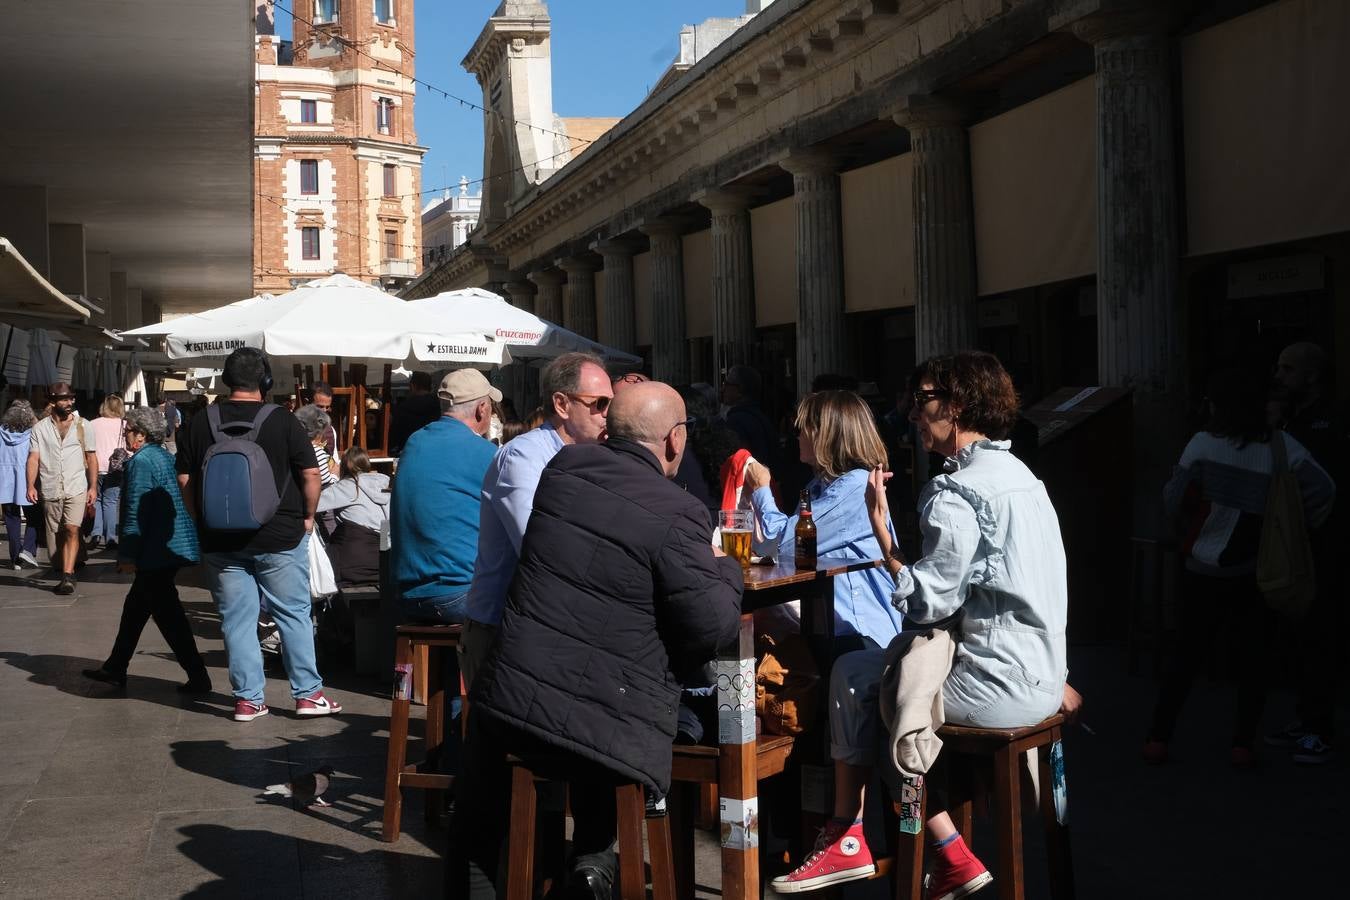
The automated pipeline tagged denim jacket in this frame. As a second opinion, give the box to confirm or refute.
[893,440,1067,728]
[751,467,903,648]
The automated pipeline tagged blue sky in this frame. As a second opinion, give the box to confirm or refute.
[276,1,747,204]
[416,1,745,203]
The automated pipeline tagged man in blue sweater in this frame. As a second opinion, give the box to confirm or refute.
[390,368,499,624]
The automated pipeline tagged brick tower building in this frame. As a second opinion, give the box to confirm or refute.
[253,0,426,295]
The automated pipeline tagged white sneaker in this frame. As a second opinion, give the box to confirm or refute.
[17,550,38,568]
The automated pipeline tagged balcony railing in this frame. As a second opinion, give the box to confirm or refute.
[379,258,416,279]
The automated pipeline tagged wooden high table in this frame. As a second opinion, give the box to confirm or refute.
[714,556,882,900]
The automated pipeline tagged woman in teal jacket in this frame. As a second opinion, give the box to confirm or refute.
[83,407,209,693]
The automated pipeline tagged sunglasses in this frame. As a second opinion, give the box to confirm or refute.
[912,389,948,407]
[612,373,646,385]
[666,416,697,438]
[566,393,611,414]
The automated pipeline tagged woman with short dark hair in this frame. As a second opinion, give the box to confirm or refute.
[83,407,209,693]
[774,352,1072,898]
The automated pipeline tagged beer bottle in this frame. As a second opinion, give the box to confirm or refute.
[794,489,817,570]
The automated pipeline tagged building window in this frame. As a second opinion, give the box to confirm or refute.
[314,0,337,24]
[375,0,394,24]
[302,227,321,260]
[383,164,396,197]
[384,229,398,260]
[376,98,394,135]
[299,159,319,195]
[299,99,317,123]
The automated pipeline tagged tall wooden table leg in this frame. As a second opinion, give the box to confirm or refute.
[716,615,758,900]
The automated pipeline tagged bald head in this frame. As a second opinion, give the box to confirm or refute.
[607,381,689,476]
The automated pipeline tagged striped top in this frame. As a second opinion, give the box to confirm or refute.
[1164,431,1335,576]
[313,445,338,487]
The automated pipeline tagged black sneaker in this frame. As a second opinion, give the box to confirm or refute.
[1265,721,1308,747]
[53,575,76,595]
[82,667,127,688]
[176,675,213,696]
[1292,734,1334,765]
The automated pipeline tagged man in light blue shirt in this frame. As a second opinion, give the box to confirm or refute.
[459,351,614,689]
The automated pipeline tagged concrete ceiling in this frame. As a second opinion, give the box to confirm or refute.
[0,0,256,314]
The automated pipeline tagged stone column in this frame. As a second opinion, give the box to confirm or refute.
[557,256,600,340]
[892,96,977,362]
[638,219,689,384]
[780,149,846,397]
[695,187,758,386]
[502,279,537,313]
[590,238,638,354]
[527,268,564,325]
[1074,8,1183,536]
[1073,11,1180,396]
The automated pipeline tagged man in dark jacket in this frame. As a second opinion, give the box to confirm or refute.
[449,381,744,899]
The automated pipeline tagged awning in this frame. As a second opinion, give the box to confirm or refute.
[0,238,90,327]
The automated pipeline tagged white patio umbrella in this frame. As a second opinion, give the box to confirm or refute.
[121,274,508,369]
[410,288,641,366]
[25,327,59,388]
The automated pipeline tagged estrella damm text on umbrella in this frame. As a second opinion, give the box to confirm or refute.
[426,342,489,356]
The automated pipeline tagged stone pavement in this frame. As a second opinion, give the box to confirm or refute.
[0,551,1343,898]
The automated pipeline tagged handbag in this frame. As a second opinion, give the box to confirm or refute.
[108,447,130,476]
[308,528,338,600]
[1256,431,1317,618]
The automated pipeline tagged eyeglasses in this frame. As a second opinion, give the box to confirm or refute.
[912,389,948,408]
[666,416,697,438]
[566,393,611,414]
[612,373,646,385]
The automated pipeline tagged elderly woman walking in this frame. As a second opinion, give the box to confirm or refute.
[1,401,41,569]
[83,408,209,693]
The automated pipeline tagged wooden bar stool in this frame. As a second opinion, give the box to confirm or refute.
[381,623,463,843]
[664,735,797,900]
[885,714,1074,900]
[505,757,676,900]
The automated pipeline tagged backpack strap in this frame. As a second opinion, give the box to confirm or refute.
[208,403,280,443]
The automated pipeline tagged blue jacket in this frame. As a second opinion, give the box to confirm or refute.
[391,416,496,599]
[0,427,32,507]
[119,444,200,570]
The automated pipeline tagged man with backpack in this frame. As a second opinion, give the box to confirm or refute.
[175,347,341,722]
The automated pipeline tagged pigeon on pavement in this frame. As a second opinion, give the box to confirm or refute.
[264,764,334,806]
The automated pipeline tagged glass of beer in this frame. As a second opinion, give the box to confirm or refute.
[719,509,753,571]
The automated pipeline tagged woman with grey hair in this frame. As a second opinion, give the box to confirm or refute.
[1,400,40,569]
[295,404,338,487]
[83,406,209,693]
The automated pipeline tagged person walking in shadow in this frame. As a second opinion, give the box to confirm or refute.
[83,407,210,693]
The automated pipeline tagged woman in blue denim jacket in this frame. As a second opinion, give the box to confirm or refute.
[743,390,902,650]
[773,353,1078,899]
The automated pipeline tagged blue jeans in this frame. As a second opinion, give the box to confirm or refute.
[401,589,469,625]
[204,536,322,704]
[94,474,121,543]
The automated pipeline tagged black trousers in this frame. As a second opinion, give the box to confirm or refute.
[446,713,624,899]
[1148,569,1267,749]
[104,567,208,680]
